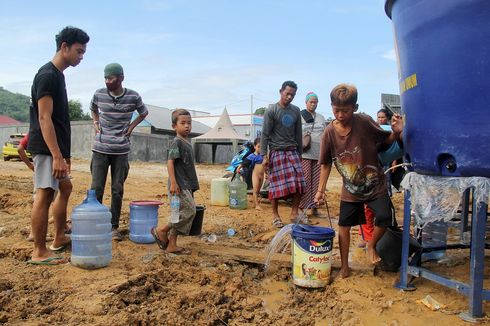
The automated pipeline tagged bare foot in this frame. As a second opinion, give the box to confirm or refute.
[339,266,351,278]
[367,245,381,265]
[166,246,191,255]
[255,206,262,210]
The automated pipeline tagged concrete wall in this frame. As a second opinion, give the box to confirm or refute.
[129,133,171,162]
[194,144,235,164]
[1,122,235,163]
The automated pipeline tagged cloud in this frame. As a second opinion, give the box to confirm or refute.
[382,49,397,61]
[136,63,287,114]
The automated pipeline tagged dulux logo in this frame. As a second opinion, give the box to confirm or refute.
[309,239,332,253]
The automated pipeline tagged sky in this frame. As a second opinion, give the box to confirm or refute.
[0,0,399,119]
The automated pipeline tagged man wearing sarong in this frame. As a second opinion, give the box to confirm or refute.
[261,81,305,228]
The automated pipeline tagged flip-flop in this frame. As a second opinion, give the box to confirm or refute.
[27,256,68,266]
[272,217,284,228]
[151,227,168,250]
[167,248,191,255]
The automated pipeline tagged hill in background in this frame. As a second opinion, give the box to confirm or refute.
[0,87,90,122]
[0,87,30,122]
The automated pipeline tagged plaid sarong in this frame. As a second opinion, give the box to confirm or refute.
[268,149,305,200]
[299,158,320,209]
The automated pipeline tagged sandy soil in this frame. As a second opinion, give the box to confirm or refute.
[0,159,488,325]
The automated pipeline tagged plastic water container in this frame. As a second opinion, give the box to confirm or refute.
[228,174,247,210]
[210,178,229,206]
[291,225,335,288]
[170,195,180,223]
[71,189,112,269]
[385,0,490,177]
[129,200,162,244]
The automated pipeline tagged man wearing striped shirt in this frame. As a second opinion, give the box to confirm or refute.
[90,63,148,241]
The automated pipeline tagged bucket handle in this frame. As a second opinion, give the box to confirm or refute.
[301,194,333,229]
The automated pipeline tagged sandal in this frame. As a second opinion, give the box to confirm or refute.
[151,227,168,250]
[272,217,284,228]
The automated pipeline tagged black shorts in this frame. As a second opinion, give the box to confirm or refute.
[339,195,395,227]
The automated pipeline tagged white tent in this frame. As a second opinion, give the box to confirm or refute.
[191,107,247,163]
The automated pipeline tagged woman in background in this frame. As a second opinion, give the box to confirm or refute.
[298,92,326,221]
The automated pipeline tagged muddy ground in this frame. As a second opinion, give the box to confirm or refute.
[0,159,488,325]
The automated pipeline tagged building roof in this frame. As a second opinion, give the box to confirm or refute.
[0,115,21,125]
[139,105,211,135]
[193,113,263,127]
[193,108,247,142]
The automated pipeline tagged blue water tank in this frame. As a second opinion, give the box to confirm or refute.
[129,201,161,243]
[386,0,490,177]
[71,190,112,269]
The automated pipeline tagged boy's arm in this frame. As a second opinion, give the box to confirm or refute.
[17,144,34,171]
[314,163,332,205]
[384,114,403,145]
[167,159,180,195]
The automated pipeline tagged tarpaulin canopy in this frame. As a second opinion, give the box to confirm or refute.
[191,107,247,163]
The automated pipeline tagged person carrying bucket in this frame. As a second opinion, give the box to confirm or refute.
[314,84,403,278]
[151,109,199,255]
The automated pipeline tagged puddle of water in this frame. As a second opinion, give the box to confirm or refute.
[259,278,289,314]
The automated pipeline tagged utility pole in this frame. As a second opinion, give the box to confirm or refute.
[250,94,254,139]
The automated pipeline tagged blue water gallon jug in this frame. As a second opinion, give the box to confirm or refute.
[229,174,247,209]
[129,200,162,243]
[71,189,112,269]
[386,0,490,177]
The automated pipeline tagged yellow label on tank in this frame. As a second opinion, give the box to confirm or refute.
[399,73,418,94]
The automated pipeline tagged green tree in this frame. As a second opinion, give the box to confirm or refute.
[68,99,91,121]
[254,107,266,115]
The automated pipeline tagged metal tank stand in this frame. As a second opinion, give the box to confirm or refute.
[395,187,489,320]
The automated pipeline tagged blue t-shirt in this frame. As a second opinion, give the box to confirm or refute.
[246,152,263,169]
